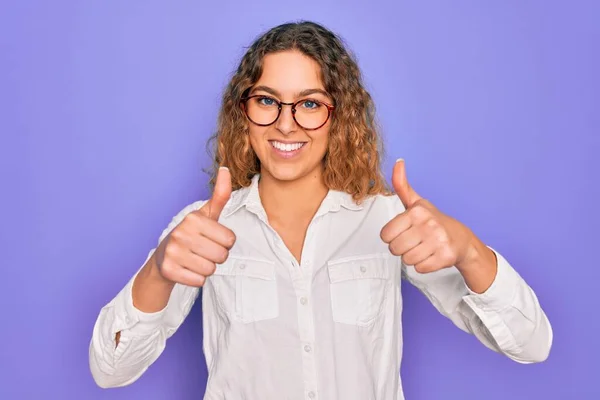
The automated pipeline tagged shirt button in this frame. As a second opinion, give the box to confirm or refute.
[304,344,312,353]
[360,265,367,273]
[239,264,246,269]
[300,297,307,305]
[308,391,315,399]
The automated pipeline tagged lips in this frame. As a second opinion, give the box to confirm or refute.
[268,140,307,159]
[269,140,306,152]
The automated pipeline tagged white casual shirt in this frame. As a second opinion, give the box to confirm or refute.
[89,174,553,399]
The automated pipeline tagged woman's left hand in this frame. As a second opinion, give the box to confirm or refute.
[380,159,486,275]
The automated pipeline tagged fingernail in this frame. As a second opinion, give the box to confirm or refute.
[219,166,229,171]
[396,158,404,163]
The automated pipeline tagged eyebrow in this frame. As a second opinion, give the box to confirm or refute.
[251,85,331,100]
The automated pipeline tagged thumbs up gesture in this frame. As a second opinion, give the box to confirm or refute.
[154,167,237,287]
[380,159,475,273]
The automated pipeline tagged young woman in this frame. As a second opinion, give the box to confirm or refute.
[89,21,552,400]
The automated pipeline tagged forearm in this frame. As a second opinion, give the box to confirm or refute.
[132,254,175,314]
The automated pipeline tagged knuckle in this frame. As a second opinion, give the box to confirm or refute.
[414,263,426,273]
[185,272,206,288]
[442,248,456,265]
[169,228,185,242]
[381,226,394,243]
[415,262,433,273]
[160,260,175,278]
[402,253,414,265]
[184,212,202,226]
[226,231,237,248]
[426,218,438,229]
[380,231,389,243]
[218,248,230,264]
[204,262,217,276]
[163,243,176,259]
[388,243,397,256]
[194,255,212,272]
[388,240,402,256]
[436,228,450,244]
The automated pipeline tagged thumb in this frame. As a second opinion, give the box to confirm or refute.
[392,159,422,208]
[200,167,232,220]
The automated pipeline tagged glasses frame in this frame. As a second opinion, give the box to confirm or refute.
[240,95,335,131]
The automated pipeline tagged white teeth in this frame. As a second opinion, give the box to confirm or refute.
[271,141,305,152]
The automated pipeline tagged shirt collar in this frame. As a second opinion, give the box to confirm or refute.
[222,174,363,219]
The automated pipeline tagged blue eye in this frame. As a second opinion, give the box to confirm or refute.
[301,100,318,109]
[258,97,276,106]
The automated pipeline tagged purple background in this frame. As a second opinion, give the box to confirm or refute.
[1,1,598,399]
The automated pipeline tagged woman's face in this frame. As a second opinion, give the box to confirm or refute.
[245,50,333,183]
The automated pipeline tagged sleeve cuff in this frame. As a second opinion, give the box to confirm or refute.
[463,247,521,311]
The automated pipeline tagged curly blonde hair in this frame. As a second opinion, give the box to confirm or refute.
[206,20,391,203]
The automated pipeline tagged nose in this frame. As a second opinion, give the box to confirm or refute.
[275,104,297,135]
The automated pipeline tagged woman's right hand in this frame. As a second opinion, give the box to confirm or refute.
[154,167,236,287]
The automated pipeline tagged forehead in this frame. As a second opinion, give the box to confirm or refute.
[256,50,325,92]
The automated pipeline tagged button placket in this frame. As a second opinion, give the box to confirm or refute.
[297,283,317,400]
[294,219,319,400]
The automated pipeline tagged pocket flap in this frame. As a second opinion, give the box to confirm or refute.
[327,254,391,283]
[214,257,276,280]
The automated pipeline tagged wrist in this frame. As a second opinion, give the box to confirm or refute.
[456,235,498,294]
[457,232,491,271]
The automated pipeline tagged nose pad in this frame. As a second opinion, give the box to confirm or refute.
[275,105,297,135]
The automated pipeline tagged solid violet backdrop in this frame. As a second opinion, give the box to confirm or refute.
[1,0,598,399]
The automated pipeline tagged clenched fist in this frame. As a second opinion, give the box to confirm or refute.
[154,167,236,287]
[380,159,476,274]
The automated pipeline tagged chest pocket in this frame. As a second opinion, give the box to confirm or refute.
[327,254,392,326]
[210,256,279,323]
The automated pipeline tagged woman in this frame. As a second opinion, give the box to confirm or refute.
[89,21,552,399]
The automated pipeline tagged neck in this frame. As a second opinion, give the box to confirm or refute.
[258,167,329,219]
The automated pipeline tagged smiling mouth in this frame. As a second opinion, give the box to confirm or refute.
[269,140,307,152]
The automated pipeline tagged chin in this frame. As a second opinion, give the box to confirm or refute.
[255,143,327,183]
[264,164,308,182]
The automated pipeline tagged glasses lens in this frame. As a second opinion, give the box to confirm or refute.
[244,96,331,129]
[294,99,329,129]
[245,96,279,125]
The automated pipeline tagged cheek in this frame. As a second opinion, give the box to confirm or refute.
[248,127,268,149]
[310,126,330,147]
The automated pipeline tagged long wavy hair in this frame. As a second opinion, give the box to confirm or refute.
[206,20,391,203]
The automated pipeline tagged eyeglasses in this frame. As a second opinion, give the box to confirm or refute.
[240,95,335,131]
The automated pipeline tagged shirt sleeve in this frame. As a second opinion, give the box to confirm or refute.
[89,200,207,388]
[383,193,552,363]
[402,246,553,364]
